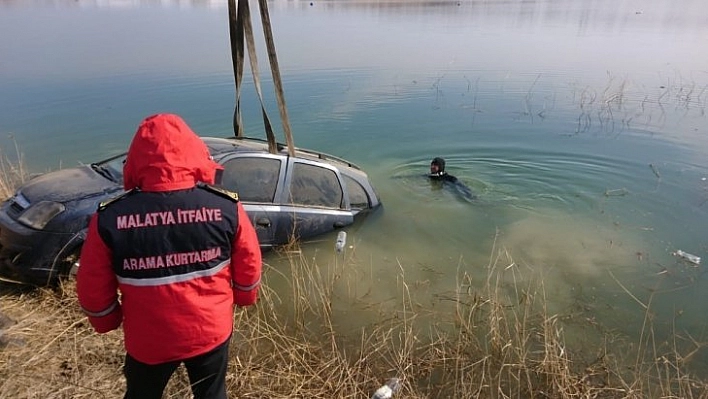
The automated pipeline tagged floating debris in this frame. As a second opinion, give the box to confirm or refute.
[672,250,701,265]
[649,163,661,179]
[335,231,347,253]
[604,188,628,197]
[372,378,402,399]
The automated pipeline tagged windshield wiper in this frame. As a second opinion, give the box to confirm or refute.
[91,163,115,181]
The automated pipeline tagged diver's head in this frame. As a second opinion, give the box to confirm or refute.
[430,157,446,175]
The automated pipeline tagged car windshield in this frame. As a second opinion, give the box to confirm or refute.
[91,154,126,183]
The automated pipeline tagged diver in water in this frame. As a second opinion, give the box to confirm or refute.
[429,157,476,201]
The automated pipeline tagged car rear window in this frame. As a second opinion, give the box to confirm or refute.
[343,174,371,209]
[289,163,343,208]
[220,157,281,203]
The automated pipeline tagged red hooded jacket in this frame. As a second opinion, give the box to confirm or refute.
[77,113,262,364]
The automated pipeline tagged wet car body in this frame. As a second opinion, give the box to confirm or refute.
[0,137,381,285]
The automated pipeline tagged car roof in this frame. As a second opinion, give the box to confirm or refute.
[203,136,366,174]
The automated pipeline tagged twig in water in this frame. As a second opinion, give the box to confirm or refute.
[608,270,647,310]
[649,163,661,179]
[604,188,628,197]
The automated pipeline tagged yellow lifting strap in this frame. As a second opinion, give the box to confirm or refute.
[227,0,295,157]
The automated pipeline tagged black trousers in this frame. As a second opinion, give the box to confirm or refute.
[123,337,230,399]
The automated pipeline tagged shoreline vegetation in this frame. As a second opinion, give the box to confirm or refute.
[1,154,707,398]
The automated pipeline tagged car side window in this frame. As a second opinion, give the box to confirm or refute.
[220,157,281,203]
[289,162,343,208]
[343,174,370,209]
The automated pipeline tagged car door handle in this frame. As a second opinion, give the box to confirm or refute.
[256,217,271,227]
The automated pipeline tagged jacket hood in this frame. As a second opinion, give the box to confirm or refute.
[123,113,222,192]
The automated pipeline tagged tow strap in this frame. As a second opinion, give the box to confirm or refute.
[227,0,295,157]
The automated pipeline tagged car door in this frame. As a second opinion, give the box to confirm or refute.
[278,158,353,244]
[217,154,285,248]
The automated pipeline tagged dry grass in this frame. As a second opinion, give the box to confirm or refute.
[1,244,708,398]
[0,138,28,200]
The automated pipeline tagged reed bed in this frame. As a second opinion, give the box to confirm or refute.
[1,242,707,398]
[0,138,28,200]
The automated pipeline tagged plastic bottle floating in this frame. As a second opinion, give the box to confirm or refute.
[371,378,402,399]
[335,231,347,253]
[672,250,701,265]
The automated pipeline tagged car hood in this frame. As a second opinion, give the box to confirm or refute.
[19,165,120,203]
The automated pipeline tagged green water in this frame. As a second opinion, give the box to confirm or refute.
[1,0,708,375]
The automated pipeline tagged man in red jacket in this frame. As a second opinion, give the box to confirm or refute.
[77,113,262,399]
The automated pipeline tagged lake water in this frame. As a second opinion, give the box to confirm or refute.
[2,0,708,375]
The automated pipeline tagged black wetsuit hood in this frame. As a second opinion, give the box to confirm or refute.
[431,157,446,171]
[430,157,447,177]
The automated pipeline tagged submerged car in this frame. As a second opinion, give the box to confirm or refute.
[0,136,381,285]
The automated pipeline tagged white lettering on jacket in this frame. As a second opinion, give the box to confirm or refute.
[122,247,222,271]
[116,208,222,229]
